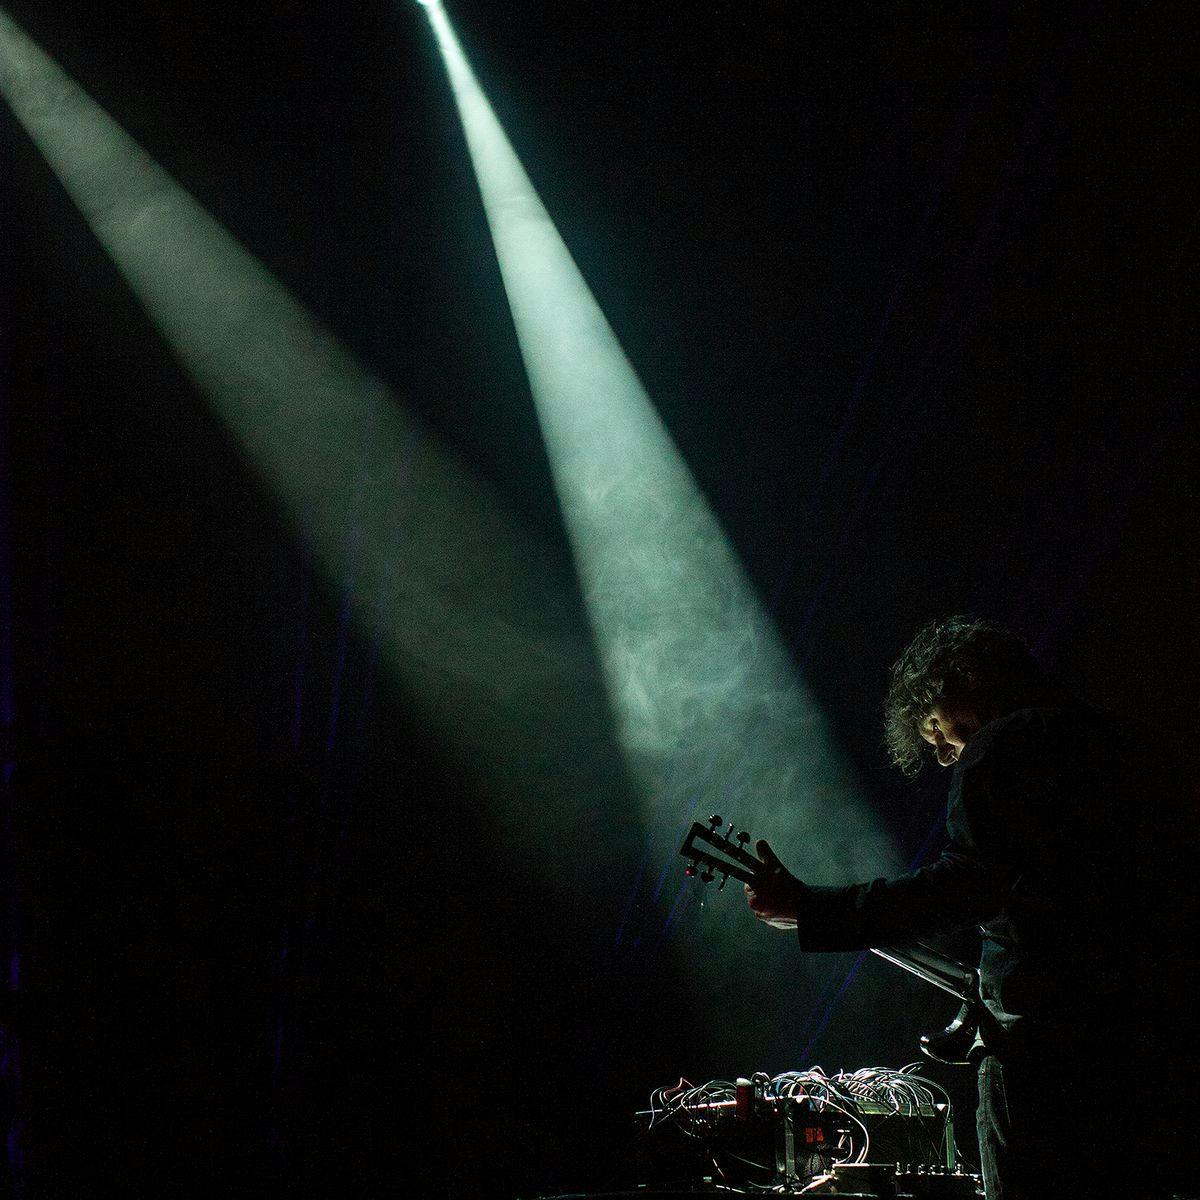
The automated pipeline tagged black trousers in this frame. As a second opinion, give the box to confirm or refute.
[976,1053,1193,1200]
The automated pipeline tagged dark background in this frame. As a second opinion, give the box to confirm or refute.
[1,1,1195,1195]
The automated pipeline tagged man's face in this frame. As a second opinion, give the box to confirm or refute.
[918,699,984,767]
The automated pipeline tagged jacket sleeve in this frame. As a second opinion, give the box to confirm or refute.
[794,843,1014,952]
[791,713,1051,952]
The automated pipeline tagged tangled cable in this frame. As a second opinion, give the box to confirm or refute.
[769,1064,948,1118]
[645,1063,953,1174]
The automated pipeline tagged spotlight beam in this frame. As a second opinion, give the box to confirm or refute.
[424,6,899,891]
[0,9,632,882]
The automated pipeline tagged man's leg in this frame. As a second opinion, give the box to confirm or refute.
[976,1054,1010,1200]
[981,1050,1162,1198]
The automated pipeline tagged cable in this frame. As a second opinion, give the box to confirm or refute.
[644,1063,956,1175]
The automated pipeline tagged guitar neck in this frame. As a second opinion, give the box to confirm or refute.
[679,821,759,885]
[871,945,976,1002]
[679,820,978,1003]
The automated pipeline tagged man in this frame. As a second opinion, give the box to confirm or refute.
[744,617,1197,1199]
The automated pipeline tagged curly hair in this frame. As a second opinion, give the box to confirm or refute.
[884,616,1047,777]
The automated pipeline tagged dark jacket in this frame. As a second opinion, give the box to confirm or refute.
[793,705,1195,1060]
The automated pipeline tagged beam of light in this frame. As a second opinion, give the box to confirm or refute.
[0,9,635,886]
[422,1,901,932]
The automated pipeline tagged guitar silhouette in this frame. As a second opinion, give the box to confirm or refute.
[680,815,985,1066]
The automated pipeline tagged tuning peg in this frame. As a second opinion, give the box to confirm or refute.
[708,814,723,829]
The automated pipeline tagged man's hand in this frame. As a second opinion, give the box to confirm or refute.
[743,839,806,931]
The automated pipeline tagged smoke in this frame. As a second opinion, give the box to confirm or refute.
[425,2,901,895]
[0,9,636,887]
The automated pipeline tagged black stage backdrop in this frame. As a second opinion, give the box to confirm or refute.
[1,2,1196,1196]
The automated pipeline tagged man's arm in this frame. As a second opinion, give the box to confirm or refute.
[746,838,1013,951]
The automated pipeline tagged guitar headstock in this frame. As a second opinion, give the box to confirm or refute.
[679,815,760,890]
